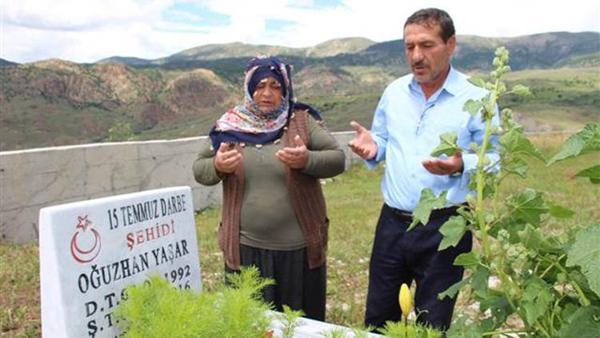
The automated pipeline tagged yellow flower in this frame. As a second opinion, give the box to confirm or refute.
[399,283,413,318]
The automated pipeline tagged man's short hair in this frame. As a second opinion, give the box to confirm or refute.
[404,8,455,42]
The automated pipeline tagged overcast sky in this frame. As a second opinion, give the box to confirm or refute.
[2,0,599,63]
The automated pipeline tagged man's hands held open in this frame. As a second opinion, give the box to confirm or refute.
[348,120,463,176]
[422,152,464,176]
[215,123,463,176]
[348,121,378,160]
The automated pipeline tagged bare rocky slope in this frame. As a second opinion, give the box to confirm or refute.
[1,32,598,150]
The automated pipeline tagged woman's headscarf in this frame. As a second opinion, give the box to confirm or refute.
[209,56,321,150]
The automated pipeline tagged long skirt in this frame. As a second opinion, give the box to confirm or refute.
[225,244,327,321]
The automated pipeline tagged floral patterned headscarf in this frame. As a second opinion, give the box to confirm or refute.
[208,56,293,149]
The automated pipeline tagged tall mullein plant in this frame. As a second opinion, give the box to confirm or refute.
[412,47,600,337]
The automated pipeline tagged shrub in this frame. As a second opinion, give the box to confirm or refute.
[115,267,274,337]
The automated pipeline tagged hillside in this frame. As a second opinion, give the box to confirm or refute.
[0,61,238,150]
[305,37,375,57]
[1,32,599,151]
[136,37,374,64]
[97,56,153,66]
[0,58,19,67]
[161,42,302,63]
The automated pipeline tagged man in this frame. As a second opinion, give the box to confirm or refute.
[349,8,499,331]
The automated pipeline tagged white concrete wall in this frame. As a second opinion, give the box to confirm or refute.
[0,132,360,243]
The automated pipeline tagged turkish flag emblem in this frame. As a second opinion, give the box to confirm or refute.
[70,215,102,263]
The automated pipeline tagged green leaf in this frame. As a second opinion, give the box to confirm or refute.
[548,122,600,165]
[463,99,484,116]
[446,316,484,338]
[568,269,598,303]
[521,278,553,325]
[471,266,490,292]
[500,128,545,162]
[494,217,526,244]
[481,172,498,199]
[438,216,467,250]
[502,158,529,178]
[479,291,511,324]
[547,201,575,219]
[506,189,549,226]
[438,277,470,300]
[454,252,479,267]
[430,132,459,157]
[576,164,600,184]
[519,225,562,254]
[566,223,600,297]
[478,318,496,332]
[558,305,600,338]
[408,189,447,230]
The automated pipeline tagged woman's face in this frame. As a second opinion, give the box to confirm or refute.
[252,77,282,113]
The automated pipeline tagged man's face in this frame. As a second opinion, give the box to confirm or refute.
[404,23,455,86]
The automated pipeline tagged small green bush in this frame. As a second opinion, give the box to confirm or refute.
[379,321,442,338]
[107,122,134,141]
[114,267,274,338]
[278,305,304,338]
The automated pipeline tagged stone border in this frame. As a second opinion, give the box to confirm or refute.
[1,132,360,243]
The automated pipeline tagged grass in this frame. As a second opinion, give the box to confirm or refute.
[307,92,381,132]
[0,244,40,337]
[308,66,600,134]
[1,133,598,336]
[500,134,599,232]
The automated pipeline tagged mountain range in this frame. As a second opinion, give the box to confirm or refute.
[1,32,599,151]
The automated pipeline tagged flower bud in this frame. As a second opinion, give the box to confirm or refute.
[399,283,413,319]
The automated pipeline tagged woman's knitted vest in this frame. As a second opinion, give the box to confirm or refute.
[218,109,328,270]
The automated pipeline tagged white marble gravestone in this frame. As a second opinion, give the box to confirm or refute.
[39,186,201,338]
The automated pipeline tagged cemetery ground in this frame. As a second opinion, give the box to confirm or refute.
[1,133,598,337]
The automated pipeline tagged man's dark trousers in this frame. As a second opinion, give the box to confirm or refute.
[364,203,472,331]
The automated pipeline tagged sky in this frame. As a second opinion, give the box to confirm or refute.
[2,0,599,63]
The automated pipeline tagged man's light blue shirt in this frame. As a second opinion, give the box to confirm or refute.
[367,67,499,211]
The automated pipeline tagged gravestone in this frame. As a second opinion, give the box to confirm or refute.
[39,186,201,338]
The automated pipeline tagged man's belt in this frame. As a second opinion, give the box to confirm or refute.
[387,204,462,222]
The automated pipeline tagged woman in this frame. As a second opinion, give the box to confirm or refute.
[193,56,345,320]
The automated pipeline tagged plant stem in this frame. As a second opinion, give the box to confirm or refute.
[475,78,497,261]
[474,75,526,328]
[534,322,552,338]
[482,328,529,336]
[476,116,494,258]
[497,248,520,305]
[541,256,590,306]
